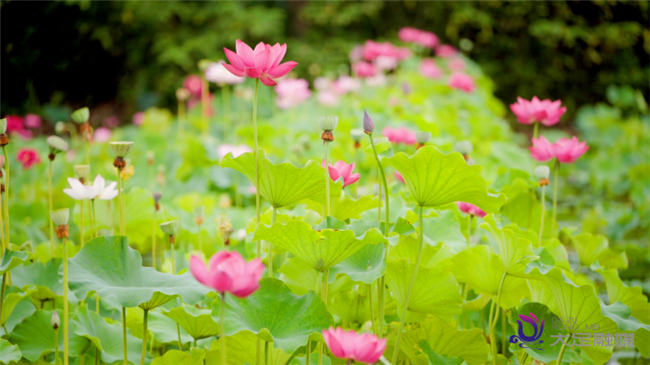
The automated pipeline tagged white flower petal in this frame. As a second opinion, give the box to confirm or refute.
[63,188,85,200]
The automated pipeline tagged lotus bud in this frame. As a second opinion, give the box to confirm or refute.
[0,118,6,134]
[216,215,233,245]
[153,192,162,211]
[176,88,191,102]
[71,107,90,124]
[454,140,473,159]
[350,129,364,148]
[319,115,338,144]
[363,110,375,135]
[47,136,69,161]
[74,165,90,183]
[51,208,70,239]
[416,132,431,149]
[51,310,60,330]
[146,151,155,166]
[535,165,551,186]
[110,141,133,170]
[159,220,179,239]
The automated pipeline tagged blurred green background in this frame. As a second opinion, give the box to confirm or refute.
[2,1,648,123]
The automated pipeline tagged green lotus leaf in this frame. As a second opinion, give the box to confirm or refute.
[220,151,342,208]
[389,236,455,270]
[253,220,387,272]
[451,245,530,309]
[420,316,489,365]
[422,210,467,253]
[635,328,650,358]
[385,326,430,364]
[594,248,628,270]
[364,136,392,155]
[481,215,538,277]
[164,305,220,342]
[67,235,209,309]
[572,233,608,267]
[151,348,205,365]
[288,352,332,365]
[329,242,386,284]
[206,331,291,365]
[3,292,35,333]
[1,291,28,326]
[12,260,63,302]
[0,339,21,364]
[381,146,506,212]
[542,238,571,271]
[304,195,379,221]
[146,310,193,346]
[0,249,30,275]
[212,278,333,354]
[386,259,462,320]
[8,309,89,362]
[600,269,650,324]
[72,306,149,364]
[600,301,650,332]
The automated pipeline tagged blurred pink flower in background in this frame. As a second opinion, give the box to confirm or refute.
[16,148,41,169]
[436,44,458,58]
[93,127,112,142]
[529,136,555,162]
[383,127,417,145]
[223,40,298,86]
[103,116,119,128]
[362,40,411,61]
[395,171,405,184]
[217,144,252,159]
[353,61,377,78]
[24,114,42,129]
[457,202,487,218]
[190,251,265,298]
[205,61,246,85]
[374,55,399,71]
[183,75,203,97]
[5,115,24,133]
[510,96,567,126]
[132,112,145,126]
[419,59,443,79]
[332,76,362,94]
[317,90,340,106]
[349,45,364,62]
[314,77,332,91]
[322,327,386,364]
[449,73,476,93]
[398,27,439,48]
[554,136,589,163]
[365,73,387,87]
[275,78,312,109]
[449,58,466,71]
[323,160,360,188]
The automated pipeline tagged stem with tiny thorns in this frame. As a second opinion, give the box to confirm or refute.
[140,310,149,365]
[122,307,128,365]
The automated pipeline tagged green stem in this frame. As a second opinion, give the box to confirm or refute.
[538,185,546,247]
[55,328,60,365]
[170,240,176,274]
[177,323,183,351]
[140,310,148,365]
[223,84,231,142]
[122,307,127,365]
[0,274,5,335]
[80,200,85,248]
[64,238,69,365]
[220,293,226,365]
[202,78,209,135]
[306,336,311,365]
[501,308,507,356]
[324,141,332,226]
[490,273,507,365]
[198,224,202,253]
[467,215,472,249]
[368,135,390,236]
[391,205,424,364]
[178,101,186,139]
[85,141,90,166]
[556,341,567,365]
[551,160,560,234]
[318,268,329,365]
[3,146,10,246]
[117,168,125,235]
[49,160,54,257]
[152,210,157,269]
[265,341,269,365]
[252,78,261,258]
[533,122,539,140]
[368,283,376,335]
[269,208,276,278]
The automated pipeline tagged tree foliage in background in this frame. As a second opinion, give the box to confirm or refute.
[2,1,648,123]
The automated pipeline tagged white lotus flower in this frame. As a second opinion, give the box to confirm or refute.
[63,175,117,201]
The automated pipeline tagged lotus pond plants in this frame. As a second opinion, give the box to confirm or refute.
[0,26,648,365]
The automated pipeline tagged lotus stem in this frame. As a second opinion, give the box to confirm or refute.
[490,273,507,365]
[202,77,209,135]
[556,341,567,365]
[252,78,261,258]
[122,306,128,365]
[80,201,84,248]
[0,274,5,336]
[152,210,157,269]
[368,283,376,335]
[91,200,98,237]
[501,308,507,356]
[223,84,231,142]
[368,136,389,236]
[467,215,472,249]
[170,239,176,275]
[63,238,69,365]
[318,268,330,365]
[198,224,202,253]
[324,140,331,227]
[0,194,4,251]
[117,168,125,235]
[533,122,539,140]
[55,326,60,365]
[178,100,186,138]
[49,160,54,257]
[140,309,149,365]
[538,185,546,247]
[391,205,424,364]
[177,323,183,351]
[551,160,560,234]
[3,146,10,245]
[268,208,276,278]
[220,292,227,365]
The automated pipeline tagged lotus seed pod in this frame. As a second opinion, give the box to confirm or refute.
[176,88,191,101]
[152,192,162,203]
[55,121,67,134]
[73,165,90,179]
[318,115,339,132]
[47,136,69,153]
[416,132,432,144]
[454,140,473,155]
[363,110,375,134]
[350,129,365,143]
[0,118,6,134]
[71,107,90,124]
[159,220,179,236]
[109,141,134,158]
[535,165,551,180]
[50,208,70,226]
[51,310,60,330]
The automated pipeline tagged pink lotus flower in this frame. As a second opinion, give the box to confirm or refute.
[529,136,555,162]
[395,171,405,184]
[190,251,265,298]
[449,73,476,93]
[24,114,42,129]
[382,127,417,145]
[457,202,487,218]
[448,58,465,71]
[132,112,145,126]
[205,61,246,85]
[93,127,112,142]
[16,148,41,169]
[217,144,252,159]
[509,96,567,126]
[103,116,119,128]
[349,45,364,62]
[275,78,312,109]
[317,90,340,106]
[223,40,298,86]
[353,61,377,78]
[362,40,411,62]
[183,75,203,97]
[419,59,443,79]
[323,160,360,188]
[436,44,458,58]
[553,136,588,163]
[5,115,25,134]
[398,27,439,48]
[332,76,362,95]
[374,55,399,71]
[322,327,386,364]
